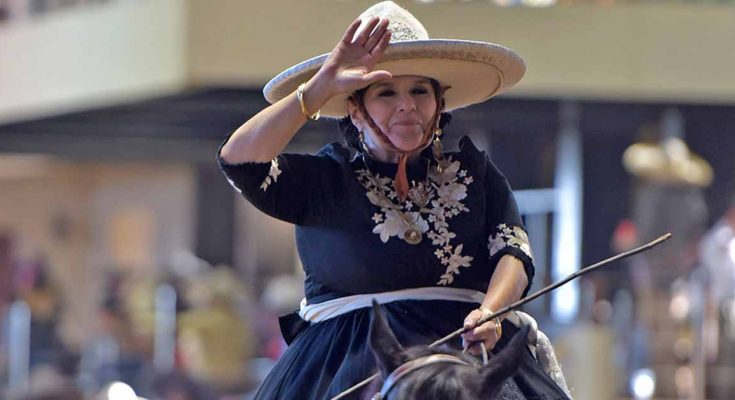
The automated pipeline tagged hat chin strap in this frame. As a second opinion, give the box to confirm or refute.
[357,97,443,202]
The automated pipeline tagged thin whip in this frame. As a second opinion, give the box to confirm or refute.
[331,232,672,400]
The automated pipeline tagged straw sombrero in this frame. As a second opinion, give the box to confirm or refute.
[263,1,526,118]
[623,138,713,187]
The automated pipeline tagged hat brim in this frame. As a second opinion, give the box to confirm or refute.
[623,143,714,187]
[263,39,526,118]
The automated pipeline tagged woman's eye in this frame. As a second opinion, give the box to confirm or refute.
[412,87,429,95]
[378,90,395,97]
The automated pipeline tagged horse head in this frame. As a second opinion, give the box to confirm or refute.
[367,301,529,400]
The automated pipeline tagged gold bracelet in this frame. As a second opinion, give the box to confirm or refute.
[296,83,320,121]
[478,306,503,338]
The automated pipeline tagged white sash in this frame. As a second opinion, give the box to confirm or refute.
[298,287,486,322]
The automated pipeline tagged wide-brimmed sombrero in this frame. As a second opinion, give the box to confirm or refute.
[623,137,713,187]
[263,1,527,118]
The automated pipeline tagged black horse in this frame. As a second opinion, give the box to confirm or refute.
[366,301,533,400]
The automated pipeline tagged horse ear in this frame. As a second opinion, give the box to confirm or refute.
[369,300,408,374]
[478,324,530,398]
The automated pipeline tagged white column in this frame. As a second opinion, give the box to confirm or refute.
[154,284,177,373]
[551,101,583,322]
[8,300,31,393]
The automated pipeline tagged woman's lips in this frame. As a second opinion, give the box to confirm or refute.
[393,120,421,126]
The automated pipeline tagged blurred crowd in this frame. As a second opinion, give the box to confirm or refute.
[2,194,735,399]
[0,244,304,400]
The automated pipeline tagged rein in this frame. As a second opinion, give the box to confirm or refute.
[331,233,672,400]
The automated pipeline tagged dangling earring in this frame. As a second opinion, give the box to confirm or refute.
[432,127,448,173]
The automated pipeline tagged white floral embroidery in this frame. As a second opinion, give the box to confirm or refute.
[371,209,430,243]
[357,157,474,286]
[259,158,282,191]
[438,244,474,285]
[488,224,534,262]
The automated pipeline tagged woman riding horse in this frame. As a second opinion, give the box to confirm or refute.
[219,2,570,399]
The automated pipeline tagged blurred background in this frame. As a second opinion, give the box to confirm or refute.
[1,0,734,399]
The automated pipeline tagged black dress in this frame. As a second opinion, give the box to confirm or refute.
[219,136,569,399]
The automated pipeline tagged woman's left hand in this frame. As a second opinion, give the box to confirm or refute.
[461,308,501,356]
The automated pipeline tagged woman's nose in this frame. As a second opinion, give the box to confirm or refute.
[397,94,417,112]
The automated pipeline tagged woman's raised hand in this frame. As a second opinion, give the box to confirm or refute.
[313,17,392,99]
[220,18,391,164]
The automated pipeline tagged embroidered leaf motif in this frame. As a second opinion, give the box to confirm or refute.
[438,273,455,285]
[448,244,473,272]
[438,182,467,203]
[260,158,281,192]
[488,223,534,262]
[429,161,461,185]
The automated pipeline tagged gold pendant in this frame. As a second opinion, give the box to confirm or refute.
[403,228,423,245]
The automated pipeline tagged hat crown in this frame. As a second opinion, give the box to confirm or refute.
[356,1,429,42]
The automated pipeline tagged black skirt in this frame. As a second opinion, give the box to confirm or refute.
[253,300,570,400]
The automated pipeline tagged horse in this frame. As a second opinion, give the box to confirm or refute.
[365,301,570,399]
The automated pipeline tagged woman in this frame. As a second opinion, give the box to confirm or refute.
[219,2,568,399]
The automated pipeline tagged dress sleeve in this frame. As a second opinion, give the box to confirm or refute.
[484,157,535,297]
[216,138,345,225]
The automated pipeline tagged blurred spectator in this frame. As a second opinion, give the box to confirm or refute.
[700,193,735,399]
[701,195,735,313]
[257,274,303,361]
[15,255,64,368]
[81,271,150,392]
[177,266,255,394]
[0,233,13,318]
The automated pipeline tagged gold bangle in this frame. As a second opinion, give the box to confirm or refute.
[478,306,502,338]
[296,83,320,121]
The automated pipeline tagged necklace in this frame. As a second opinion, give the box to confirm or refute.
[360,156,434,245]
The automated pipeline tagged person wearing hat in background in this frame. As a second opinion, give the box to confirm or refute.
[219,2,569,399]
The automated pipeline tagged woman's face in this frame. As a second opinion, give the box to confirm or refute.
[349,75,438,159]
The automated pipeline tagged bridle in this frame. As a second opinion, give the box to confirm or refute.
[372,353,478,400]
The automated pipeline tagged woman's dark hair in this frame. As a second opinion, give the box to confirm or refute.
[338,78,452,152]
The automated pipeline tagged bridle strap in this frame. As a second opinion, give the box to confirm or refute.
[372,354,476,400]
[354,86,447,202]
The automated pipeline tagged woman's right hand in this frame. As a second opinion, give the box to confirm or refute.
[220,17,392,164]
[309,17,393,102]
